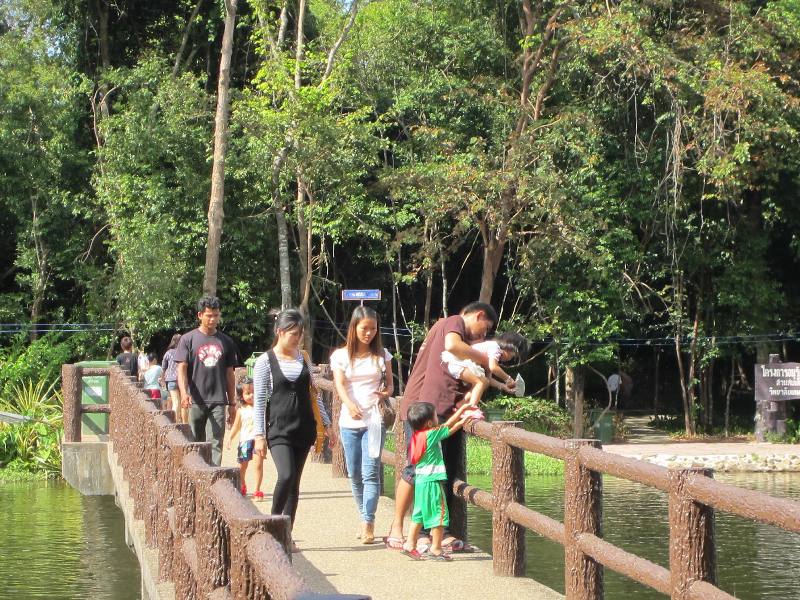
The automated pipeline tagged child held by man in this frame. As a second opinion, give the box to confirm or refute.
[226,377,265,500]
[441,331,528,408]
[402,401,473,561]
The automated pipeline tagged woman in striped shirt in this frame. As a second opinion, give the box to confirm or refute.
[252,309,335,550]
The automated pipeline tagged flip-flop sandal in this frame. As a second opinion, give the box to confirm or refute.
[424,551,453,562]
[442,539,475,553]
[383,536,405,550]
[401,549,425,561]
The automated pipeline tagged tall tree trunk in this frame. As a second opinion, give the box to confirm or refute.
[675,309,699,436]
[724,358,734,437]
[270,145,292,308]
[173,0,204,77]
[439,237,448,317]
[423,220,433,326]
[706,352,715,430]
[479,234,505,304]
[565,365,585,438]
[653,348,660,414]
[28,194,49,341]
[202,0,238,296]
[297,177,314,349]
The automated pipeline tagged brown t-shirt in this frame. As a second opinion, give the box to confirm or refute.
[400,315,468,420]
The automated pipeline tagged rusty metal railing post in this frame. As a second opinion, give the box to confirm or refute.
[492,421,525,576]
[61,364,82,442]
[669,468,716,599]
[564,439,603,600]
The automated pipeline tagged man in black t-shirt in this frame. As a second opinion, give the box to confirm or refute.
[115,336,139,379]
[175,296,239,466]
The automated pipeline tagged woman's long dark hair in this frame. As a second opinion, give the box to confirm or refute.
[166,333,181,351]
[345,306,383,365]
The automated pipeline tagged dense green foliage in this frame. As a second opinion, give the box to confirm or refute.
[2,0,800,437]
[0,379,64,478]
[485,395,573,438]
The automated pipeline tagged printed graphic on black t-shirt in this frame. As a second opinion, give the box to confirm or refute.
[174,329,239,406]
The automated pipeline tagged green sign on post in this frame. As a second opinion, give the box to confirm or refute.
[76,360,115,437]
[245,352,263,378]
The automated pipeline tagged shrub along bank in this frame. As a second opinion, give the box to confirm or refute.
[0,335,91,480]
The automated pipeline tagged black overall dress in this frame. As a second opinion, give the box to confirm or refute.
[265,350,316,448]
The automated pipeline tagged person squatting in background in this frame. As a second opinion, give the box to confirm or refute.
[253,308,336,552]
[331,306,394,544]
[226,377,264,500]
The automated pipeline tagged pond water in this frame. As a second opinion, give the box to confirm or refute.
[468,471,800,599]
[0,480,141,600]
[384,468,800,599]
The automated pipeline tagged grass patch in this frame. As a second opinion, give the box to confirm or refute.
[466,437,563,476]
[383,431,563,476]
[0,463,57,482]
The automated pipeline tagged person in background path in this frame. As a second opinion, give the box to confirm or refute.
[116,336,139,379]
[142,352,164,403]
[385,301,497,552]
[331,306,394,544]
[402,401,472,561]
[161,334,184,423]
[176,296,239,466]
[252,308,336,552]
[226,377,264,500]
[137,350,149,382]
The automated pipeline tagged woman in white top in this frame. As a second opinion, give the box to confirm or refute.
[331,306,394,544]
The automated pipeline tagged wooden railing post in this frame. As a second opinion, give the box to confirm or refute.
[564,439,603,600]
[230,512,292,599]
[448,427,468,542]
[61,364,82,442]
[669,468,716,600]
[492,421,525,576]
[393,405,406,489]
[329,385,347,478]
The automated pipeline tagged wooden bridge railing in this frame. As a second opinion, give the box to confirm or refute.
[314,371,800,600]
[62,364,341,600]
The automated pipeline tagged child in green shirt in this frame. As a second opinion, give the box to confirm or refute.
[402,401,472,561]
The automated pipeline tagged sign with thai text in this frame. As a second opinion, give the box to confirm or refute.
[755,362,800,402]
[341,289,381,301]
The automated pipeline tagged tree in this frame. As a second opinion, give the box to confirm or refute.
[203,0,238,296]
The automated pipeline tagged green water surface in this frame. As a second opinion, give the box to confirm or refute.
[0,480,141,600]
[383,468,800,599]
[466,472,800,599]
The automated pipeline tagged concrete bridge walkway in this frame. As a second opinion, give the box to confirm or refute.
[223,447,563,600]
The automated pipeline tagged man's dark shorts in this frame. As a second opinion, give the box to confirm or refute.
[401,419,416,484]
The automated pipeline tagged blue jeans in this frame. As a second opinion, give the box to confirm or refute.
[340,426,385,524]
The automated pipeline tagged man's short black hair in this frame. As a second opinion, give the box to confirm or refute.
[120,336,133,351]
[197,295,222,313]
[460,301,498,326]
[408,402,436,431]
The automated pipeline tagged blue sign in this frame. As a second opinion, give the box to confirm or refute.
[342,289,381,301]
